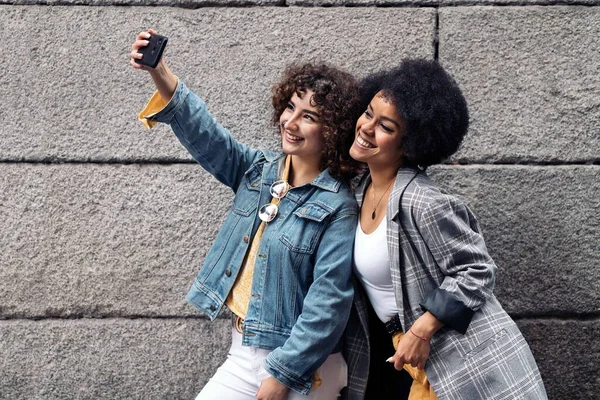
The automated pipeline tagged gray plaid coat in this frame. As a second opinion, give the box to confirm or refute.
[342,168,547,400]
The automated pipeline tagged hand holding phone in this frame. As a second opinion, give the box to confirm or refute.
[135,33,168,69]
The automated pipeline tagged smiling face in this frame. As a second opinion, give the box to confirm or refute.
[350,91,405,170]
[279,89,326,166]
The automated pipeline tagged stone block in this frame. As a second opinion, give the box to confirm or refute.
[3,164,598,318]
[0,5,434,161]
[0,318,230,399]
[0,0,281,5]
[289,0,600,5]
[517,318,600,400]
[439,7,600,163]
[0,163,229,318]
[430,165,599,315]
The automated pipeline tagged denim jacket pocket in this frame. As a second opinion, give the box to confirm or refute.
[280,201,332,254]
[232,168,262,216]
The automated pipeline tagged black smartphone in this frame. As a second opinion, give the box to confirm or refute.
[135,34,168,69]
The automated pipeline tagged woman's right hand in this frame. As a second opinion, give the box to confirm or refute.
[129,29,177,101]
[130,29,161,71]
[256,377,289,400]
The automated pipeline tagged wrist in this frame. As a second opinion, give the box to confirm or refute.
[411,312,444,338]
[149,62,177,102]
[149,58,168,75]
[409,328,430,342]
[149,62,171,84]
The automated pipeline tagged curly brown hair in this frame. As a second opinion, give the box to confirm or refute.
[272,63,363,182]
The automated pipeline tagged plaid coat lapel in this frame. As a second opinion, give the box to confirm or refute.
[386,168,423,332]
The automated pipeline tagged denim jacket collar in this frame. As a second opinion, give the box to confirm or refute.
[262,151,341,193]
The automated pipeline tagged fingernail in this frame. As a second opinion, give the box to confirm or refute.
[386,357,393,363]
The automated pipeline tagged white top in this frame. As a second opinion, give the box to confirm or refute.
[353,218,398,323]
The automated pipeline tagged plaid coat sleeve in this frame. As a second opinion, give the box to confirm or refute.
[390,169,547,399]
[416,192,497,334]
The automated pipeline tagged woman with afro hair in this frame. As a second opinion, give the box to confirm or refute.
[130,29,363,399]
[343,59,547,400]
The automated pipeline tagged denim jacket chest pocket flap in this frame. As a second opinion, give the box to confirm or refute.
[280,201,333,254]
[231,165,262,216]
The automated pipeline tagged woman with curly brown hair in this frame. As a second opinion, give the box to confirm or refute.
[130,30,362,400]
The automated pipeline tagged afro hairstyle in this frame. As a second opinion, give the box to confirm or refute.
[359,59,469,167]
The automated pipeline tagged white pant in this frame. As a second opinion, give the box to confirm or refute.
[196,328,347,400]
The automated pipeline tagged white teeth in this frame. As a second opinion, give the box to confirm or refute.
[286,131,302,141]
[357,134,375,148]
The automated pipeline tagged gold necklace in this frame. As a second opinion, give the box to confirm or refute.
[371,179,395,220]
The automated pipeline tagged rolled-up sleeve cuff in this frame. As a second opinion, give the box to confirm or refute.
[264,354,312,395]
[420,288,475,334]
[138,77,185,128]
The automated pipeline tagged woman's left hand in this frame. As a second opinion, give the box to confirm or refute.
[388,312,443,371]
[389,330,431,371]
[255,376,290,400]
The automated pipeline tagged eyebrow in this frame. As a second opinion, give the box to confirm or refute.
[368,103,400,127]
[290,98,321,119]
[304,109,321,118]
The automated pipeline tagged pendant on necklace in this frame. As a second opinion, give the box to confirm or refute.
[371,210,376,220]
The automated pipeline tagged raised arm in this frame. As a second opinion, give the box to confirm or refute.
[130,30,261,190]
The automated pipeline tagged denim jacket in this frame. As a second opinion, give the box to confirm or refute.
[142,80,357,394]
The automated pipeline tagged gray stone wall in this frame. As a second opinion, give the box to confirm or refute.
[0,1,597,399]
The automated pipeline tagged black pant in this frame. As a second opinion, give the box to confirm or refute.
[364,305,413,399]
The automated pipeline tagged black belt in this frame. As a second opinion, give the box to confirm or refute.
[385,314,403,336]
